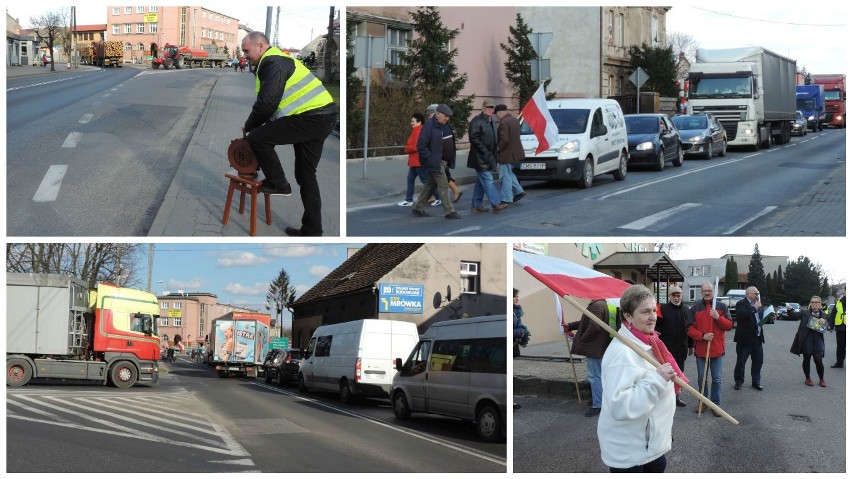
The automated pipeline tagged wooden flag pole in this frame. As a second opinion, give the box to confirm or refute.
[562,294,739,425]
[697,340,712,415]
[562,333,583,404]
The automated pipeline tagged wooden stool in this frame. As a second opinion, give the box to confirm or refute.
[222,174,271,236]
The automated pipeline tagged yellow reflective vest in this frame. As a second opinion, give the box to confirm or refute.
[256,47,333,119]
[835,299,846,326]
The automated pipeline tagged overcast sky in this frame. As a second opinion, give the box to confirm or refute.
[666,4,849,74]
[9,5,337,50]
[666,238,847,286]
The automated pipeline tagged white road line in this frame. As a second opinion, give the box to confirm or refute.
[79,113,93,123]
[619,203,701,230]
[61,131,82,148]
[6,398,68,423]
[448,225,483,235]
[6,76,80,92]
[207,459,256,466]
[347,203,402,213]
[32,165,68,202]
[722,206,777,235]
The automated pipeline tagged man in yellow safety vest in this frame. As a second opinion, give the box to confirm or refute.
[829,290,846,368]
[241,31,337,237]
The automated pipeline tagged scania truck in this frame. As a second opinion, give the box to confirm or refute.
[687,47,797,150]
[7,273,161,388]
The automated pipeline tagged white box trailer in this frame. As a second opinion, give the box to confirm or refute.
[298,319,419,403]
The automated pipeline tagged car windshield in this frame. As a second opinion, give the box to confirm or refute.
[288,350,303,360]
[625,117,659,134]
[789,303,800,309]
[673,116,707,130]
[521,108,589,135]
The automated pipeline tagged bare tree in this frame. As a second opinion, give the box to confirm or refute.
[667,31,698,80]
[655,243,686,256]
[7,243,143,289]
[30,8,70,70]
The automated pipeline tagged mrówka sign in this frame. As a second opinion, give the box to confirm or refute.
[378,283,423,314]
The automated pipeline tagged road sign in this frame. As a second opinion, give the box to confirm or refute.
[629,67,649,88]
[354,36,387,69]
[270,337,289,350]
[531,59,551,82]
[527,32,552,57]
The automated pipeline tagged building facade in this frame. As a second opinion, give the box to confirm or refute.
[105,6,240,63]
[513,242,683,346]
[6,13,38,66]
[156,292,254,347]
[675,254,789,305]
[291,243,507,349]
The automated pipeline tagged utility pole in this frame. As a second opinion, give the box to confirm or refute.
[264,7,273,41]
[146,244,154,292]
[324,6,335,83]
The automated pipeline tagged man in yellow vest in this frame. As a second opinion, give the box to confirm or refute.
[241,31,337,237]
[829,290,846,368]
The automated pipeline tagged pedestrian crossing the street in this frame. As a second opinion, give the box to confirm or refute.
[6,388,257,471]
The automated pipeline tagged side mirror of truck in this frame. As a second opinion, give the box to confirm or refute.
[395,358,403,371]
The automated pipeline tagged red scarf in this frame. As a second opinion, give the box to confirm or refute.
[625,322,688,394]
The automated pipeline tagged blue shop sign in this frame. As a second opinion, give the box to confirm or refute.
[378,283,424,314]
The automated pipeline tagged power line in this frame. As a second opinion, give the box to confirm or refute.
[691,7,847,27]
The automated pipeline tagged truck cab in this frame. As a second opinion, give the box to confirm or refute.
[796,84,825,132]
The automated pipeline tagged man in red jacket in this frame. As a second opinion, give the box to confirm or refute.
[687,283,733,416]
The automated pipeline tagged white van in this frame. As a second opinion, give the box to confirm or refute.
[298,319,419,403]
[391,315,507,443]
[515,98,629,188]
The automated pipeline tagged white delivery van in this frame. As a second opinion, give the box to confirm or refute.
[515,98,629,188]
[391,315,507,443]
[298,319,419,403]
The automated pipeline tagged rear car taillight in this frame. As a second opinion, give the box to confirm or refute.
[355,357,362,381]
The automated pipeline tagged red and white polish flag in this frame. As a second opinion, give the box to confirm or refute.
[520,84,559,155]
[514,250,631,300]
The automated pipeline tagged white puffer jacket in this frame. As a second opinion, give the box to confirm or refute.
[597,325,676,469]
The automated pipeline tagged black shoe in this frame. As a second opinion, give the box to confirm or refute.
[734,383,742,390]
[830,364,843,368]
[411,209,430,217]
[499,201,512,207]
[513,191,526,203]
[676,397,686,407]
[585,407,601,417]
[259,182,292,196]
[445,212,461,219]
[284,226,320,237]
[752,384,763,391]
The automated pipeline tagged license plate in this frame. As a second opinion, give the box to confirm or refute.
[521,162,546,170]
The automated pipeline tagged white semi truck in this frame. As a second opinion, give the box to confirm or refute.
[687,47,797,151]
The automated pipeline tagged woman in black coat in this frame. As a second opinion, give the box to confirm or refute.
[796,296,828,387]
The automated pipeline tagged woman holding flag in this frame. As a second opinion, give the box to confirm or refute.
[598,284,685,472]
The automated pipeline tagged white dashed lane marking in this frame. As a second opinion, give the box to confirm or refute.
[32,165,68,202]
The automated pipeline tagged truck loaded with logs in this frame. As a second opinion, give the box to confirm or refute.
[152,43,227,69]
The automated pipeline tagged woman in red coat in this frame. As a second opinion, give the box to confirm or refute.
[398,113,431,206]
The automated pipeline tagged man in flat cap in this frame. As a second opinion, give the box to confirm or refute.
[411,104,461,219]
[657,285,693,407]
[468,99,506,213]
[495,104,526,206]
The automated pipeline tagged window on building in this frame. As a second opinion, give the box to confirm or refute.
[149,23,157,34]
[690,265,711,277]
[137,42,144,51]
[201,28,206,38]
[173,302,182,308]
[652,15,659,47]
[161,301,168,309]
[608,75,614,97]
[124,24,132,34]
[619,13,625,46]
[113,8,120,16]
[202,11,207,19]
[125,7,132,15]
[460,261,480,294]
[607,10,614,39]
[137,6,145,14]
[689,286,702,303]
[159,317,169,327]
[150,6,158,13]
[386,27,410,67]
[124,42,132,51]
[173,317,182,327]
[618,75,624,95]
[137,23,144,34]
[113,25,120,35]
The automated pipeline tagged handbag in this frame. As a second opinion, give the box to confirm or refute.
[789,331,802,355]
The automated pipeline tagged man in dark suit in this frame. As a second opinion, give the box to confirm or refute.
[734,286,765,390]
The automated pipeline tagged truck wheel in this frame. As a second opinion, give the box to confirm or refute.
[339,379,354,403]
[392,391,411,419]
[298,373,308,392]
[176,57,184,69]
[477,405,502,443]
[7,358,33,387]
[110,361,137,388]
[152,63,159,70]
[217,370,229,378]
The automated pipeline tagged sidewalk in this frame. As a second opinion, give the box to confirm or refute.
[514,340,592,401]
[143,70,341,237]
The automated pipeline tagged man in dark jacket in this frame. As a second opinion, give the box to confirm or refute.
[468,99,506,214]
[734,286,766,390]
[495,104,526,206]
[241,31,337,237]
[829,290,846,368]
[656,286,693,407]
[565,299,612,417]
[411,104,460,219]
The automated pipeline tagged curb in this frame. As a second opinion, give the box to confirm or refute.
[514,376,592,400]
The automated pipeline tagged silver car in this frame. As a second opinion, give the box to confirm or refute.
[791,110,808,136]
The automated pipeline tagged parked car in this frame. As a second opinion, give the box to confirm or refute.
[225,58,239,67]
[624,113,684,170]
[263,348,303,386]
[781,302,802,321]
[791,110,808,136]
[776,305,789,321]
[672,113,727,159]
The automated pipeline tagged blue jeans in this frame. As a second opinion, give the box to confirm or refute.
[499,163,524,202]
[404,166,430,202]
[695,356,723,405]
[734,341,764,386]
[471,170,501,208]
[587,357,602,408]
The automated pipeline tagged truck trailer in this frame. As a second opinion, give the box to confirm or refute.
[209,312,270,378]
[6,273,161,388]
[152,44,228,69]
[92,40,124,67]
[687,47,797,151]
[796,84,826,132]
[811,74,846,128]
